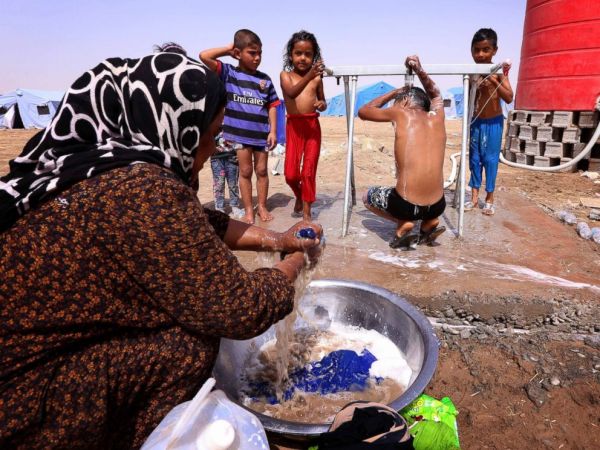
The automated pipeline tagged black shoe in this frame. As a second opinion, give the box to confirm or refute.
[419,226,446,246]
[389,233,419,250]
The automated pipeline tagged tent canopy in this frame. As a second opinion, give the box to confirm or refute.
[321,81,396,117]
[0,88,64,129]
[444,87,464,118]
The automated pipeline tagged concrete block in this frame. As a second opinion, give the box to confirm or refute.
[525,140,545,156]
[572,143,589,159]
[544,142,565,158]
[519,125,536,140]
[510,137,523,152]
[552,127,564,141]
[551,111,573,128]
[558,157,577,172]
[516,152,527,164]
[562,127,581,143]
[589,158,600,171]
[505,150,517,162]
[529,111,550,126]
[513,110,529,124]
[508,122,520,137]
[578,111,599,128]
[534,156,551,167]
[536,126,553,142]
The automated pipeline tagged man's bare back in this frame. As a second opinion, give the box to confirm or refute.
[358,55,448,248]
[392,107,446,205]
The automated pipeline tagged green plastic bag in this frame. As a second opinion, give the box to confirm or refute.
[400,395,460,450]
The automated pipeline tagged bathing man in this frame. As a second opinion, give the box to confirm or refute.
[359,55,447,249]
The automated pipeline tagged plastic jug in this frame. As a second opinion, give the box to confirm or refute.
[141,378,269,450]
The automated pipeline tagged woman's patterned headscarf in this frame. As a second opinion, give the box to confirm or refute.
[0,53,226,233]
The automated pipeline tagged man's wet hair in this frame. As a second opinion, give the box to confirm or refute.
[234,29,262,50]
[394,87,431,111]
[283,30,322,71]
[153,42,187,56]
[471,28,498,49]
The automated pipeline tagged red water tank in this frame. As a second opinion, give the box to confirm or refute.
[516,0,600,111]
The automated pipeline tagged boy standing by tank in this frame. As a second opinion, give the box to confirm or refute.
[200,29,279,224]
[280,30,326,221]
[466,28,514,216]
[359,55,447,249]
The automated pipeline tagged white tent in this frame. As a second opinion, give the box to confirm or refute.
[0,89,64,129]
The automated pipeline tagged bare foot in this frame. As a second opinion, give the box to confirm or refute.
[240,213,254,224]
[257,205,273,222]
[293,198,302,213]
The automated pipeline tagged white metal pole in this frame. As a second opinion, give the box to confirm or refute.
[458,74,470,237]
[343,79,357,207]
[342,76,358,237]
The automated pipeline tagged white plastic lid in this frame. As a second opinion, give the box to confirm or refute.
[196,419,235,450]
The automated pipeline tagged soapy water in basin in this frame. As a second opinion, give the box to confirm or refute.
[239,323,412,423]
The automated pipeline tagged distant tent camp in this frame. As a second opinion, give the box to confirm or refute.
[321,81,396,117]
[0,89,64,129]
[444,87,464,118]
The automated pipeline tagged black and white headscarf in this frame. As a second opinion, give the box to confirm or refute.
[0,53,225,233]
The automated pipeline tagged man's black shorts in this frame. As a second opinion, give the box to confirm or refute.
[366,186,446,221]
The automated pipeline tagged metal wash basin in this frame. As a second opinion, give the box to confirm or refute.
[213,279,439,440]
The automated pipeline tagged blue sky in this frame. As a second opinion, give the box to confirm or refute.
[2,0,526,97]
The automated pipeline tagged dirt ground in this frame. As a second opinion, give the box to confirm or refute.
[1,119,599,449]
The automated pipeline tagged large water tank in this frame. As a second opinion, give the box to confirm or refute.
[516,0,600,111]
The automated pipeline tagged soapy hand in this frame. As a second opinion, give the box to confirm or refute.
[405,55,423,74]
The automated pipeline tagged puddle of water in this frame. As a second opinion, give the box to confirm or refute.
[367,250,600,293]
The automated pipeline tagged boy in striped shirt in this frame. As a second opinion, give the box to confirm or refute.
[201,29,279,223]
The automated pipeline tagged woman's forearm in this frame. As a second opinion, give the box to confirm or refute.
[223,218,284,251]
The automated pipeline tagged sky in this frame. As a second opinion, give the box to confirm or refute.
[1,0,527,98]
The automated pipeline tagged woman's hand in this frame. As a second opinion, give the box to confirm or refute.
[279,221,323,252]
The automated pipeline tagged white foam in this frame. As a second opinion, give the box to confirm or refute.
[326,323,413,388]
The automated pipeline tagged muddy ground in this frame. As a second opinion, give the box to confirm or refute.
[1,119,599,449]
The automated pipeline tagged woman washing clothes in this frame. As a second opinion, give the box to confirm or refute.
[0,50,321,449]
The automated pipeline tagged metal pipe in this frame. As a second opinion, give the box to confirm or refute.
[342,76,358,236]
[324,64,501,77]
[458,74,471,237]
[343,77,357,207]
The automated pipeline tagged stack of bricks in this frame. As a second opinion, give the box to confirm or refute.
[503,110,600,171]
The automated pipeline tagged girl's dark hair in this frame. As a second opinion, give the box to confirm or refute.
[394,87,431,111]
[471,28,498,49]
[283,30,322,71]
[154,42,187,55]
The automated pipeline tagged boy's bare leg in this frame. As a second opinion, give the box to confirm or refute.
[471,187,480,206]
[303,201,312,222]
[237,148,255,224]
[396,220,414,237]
[485,191,494,204]
[294,197,303,215]
[254,151,273,222]
[362,192,413,236]
[421,217,440,234]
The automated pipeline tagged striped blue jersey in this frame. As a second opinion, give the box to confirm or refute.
[217,61,280,147]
